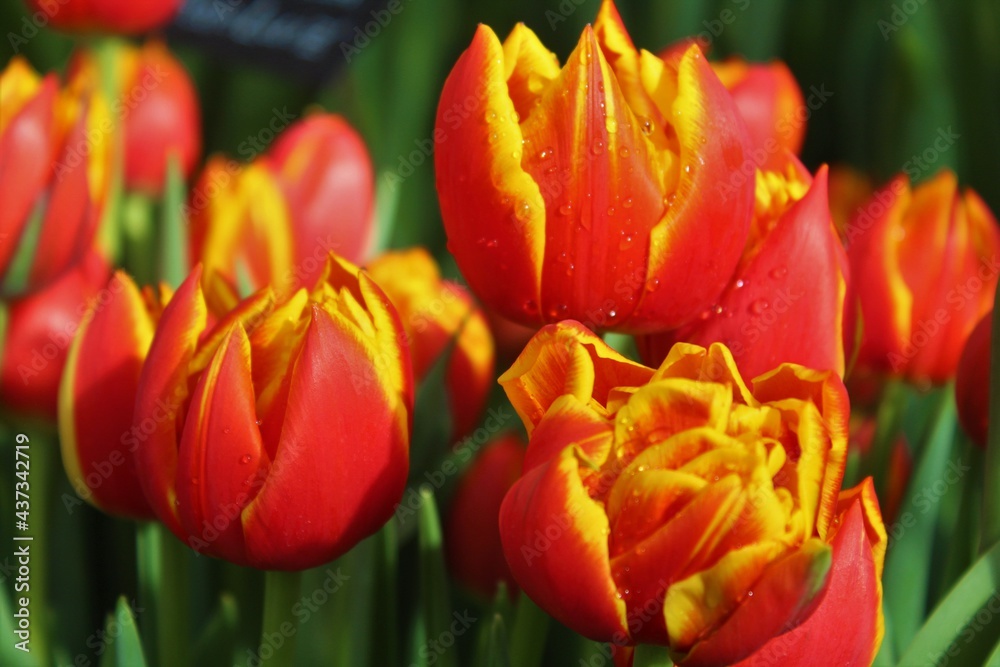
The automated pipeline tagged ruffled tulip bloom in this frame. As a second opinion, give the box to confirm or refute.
[445,433,525,597]
[133,255,412,570]
[59,272,169,519]
[637,162,848,380]
[710,58,806,172]
[189,114,374,295]
[23,0,182,35]
[0,58,111,294]
[499,322,885,664]
[435,0,754,333]
[0,252,108,419]
[366,248,494,439]
[845,169,1000,385]
[70,40,201,195]
[956,311,991,447]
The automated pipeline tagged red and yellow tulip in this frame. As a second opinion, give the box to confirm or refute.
[59,272,170,519]
[956,310,991,448]
[710,57,806,172]
[132,254,412,570]
[637,162,849,380]
[445,433,525,598]
[845,169,1000,385]
[366,248,494,439]
[189,114,374,296]
[434,0,755,333]
[69,40,201,195]
[0,57,111,294]
[498,322,884,664]
[24,0,182,35]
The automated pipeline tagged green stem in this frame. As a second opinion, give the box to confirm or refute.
[866,378,907,499]
[370,522,398,667]
[260,570,302,667]
[982,296,1000,552]
[632,644,675,667]
[508,595,549,667]
[121,193,157,286]
[137,524,190,667]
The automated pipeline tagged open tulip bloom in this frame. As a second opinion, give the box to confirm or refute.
[7,0,1000,665]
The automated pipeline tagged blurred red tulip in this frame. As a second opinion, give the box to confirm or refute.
[711,58,806,172]
[956,310,991,447]
[637,162,849,380]
[59,272,170,519]
[366,248,494,439]
[828,164,874,239]
[435,0,754,333]
[845,169,1000,385]
[0,251,109,420]
[24,0,182,35]
[133,255,412,570]
[445,433,525,598]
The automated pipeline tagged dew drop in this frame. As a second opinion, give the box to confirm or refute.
[747,590,754,597]
[486,239,499,249]
[539,147,555,160]
[713,305,724,315]
[605,117,619,133]
[484,109,497,123]
[622,197,634,209]
[591,140,605,155]
[769,266,788,280]
[684,164,693,174]
[240,454,252,464]
[608,309,618,319]
[618,146,629,158]
[607,206,616,216]
[640,118,653,135]
[749,299,769,315]
[515,200,532,221]
[559,203,574,216]
[734,278,745,289]
[646,278,660,292]
[523,299,539,315]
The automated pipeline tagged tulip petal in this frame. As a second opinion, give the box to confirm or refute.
[524,393,614,472]
[499,447,629,641]
[242,305,408,570]
[174,323,269,564]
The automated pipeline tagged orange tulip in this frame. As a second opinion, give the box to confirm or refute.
[0,57,111,294]
[366,248,494,439]
[445,433,525,598]
[189,114,374,296]
[24,0,182,35]
[637,162,849,380]
[59,272,170,519]
[711,58,806,172]
[498,322,884,664]
[845,169,1000,385]
[956,310,991,447]
[434,0,755,333]
[133,255,412,570]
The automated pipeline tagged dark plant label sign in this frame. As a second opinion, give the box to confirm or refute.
[168,0,378,83]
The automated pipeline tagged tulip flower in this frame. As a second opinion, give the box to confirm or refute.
[0,251,109,420]
[845,169,1000,385]
[828,164,873,238]
[499,322,884,664]
[445,433,525,597]
[710,58,806,172]
[0,57,111,294]
[637,162,849,380]
[70,41,201,195]
[956,310,991,447]
[24,0,182,35]
[435,0,755,333]
[366,248,494,439]
[59,272,170,519]
[133,254,412,570]
[189,114,375,295]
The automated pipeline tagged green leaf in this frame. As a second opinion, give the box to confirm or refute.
[883,388,958,655]
[416,487,458,667]
[160,154,190,288]
[633,644,675,667]
[982,289,1000,551]
[509,595,550,667]
[897,541,1000,666]
[192,594,238,667]
[0,584,39,667]
[99,596,148,667]
[370,522,400,667]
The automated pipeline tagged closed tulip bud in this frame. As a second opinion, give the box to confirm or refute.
[638,163,848,380]
[435,0,754,333]
[0,251,109,420]
[133,255,413,570]
[59,272,170,519]
[445,434,525,598]
[24,0,182,35]
[846,169,1000,385]
[499,322,885,664]
[956,310,991,447]
[711,58,806,172]
[366,248,494,439]
[1,58,111,294]
[189,114,375,295]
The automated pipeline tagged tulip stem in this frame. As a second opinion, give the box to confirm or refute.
[867,377,907,500]
[982,298,1000,553]
[509,595,549,667]
[632,645,674,666]
[137,523,191,667]
[260,570,302,667]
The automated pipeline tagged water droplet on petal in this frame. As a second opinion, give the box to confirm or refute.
[734,278,745,289]
[622,197,633,209]
[749,299,769,315]
[539,147,555,160]
[618,146,629,157]
[640,118,653,135]
[605,117,619,133]
[523,299,539,315]
[591,140,605,155]
[769,266,788,280]
[240,454,252,464]
[559,203,574,216]
[515,200,532,221]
